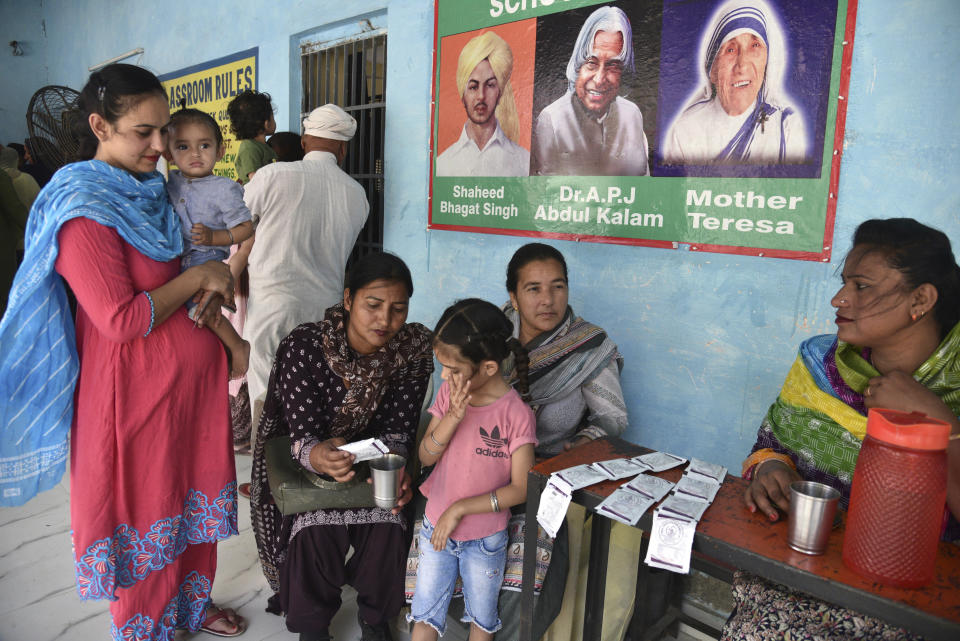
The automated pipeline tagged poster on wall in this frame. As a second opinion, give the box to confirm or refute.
[158,48,258,182]
[427,0,858,261]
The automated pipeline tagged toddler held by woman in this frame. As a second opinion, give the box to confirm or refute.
[166,106,252,377]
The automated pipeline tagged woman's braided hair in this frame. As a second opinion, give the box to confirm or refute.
[507,336,531,402]
[433,298,530,401]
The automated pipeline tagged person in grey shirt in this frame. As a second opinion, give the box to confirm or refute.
[166,107,253,379]
[531,5,650,176]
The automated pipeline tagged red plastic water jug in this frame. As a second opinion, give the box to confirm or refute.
[842,408,950,588]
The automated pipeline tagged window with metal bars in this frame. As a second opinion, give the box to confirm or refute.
[300,32,386,266]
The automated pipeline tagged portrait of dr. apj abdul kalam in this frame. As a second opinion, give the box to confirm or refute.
[531,6,650,177]
[663,0,808,166]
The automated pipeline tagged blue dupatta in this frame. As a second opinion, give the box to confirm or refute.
[0,160,182,506]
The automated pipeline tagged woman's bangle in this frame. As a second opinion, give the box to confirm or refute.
[226,228,235,244]
[754,458,786,478]
[490,491,500,513]
[742,450,796,479]
[429,431,448,449]
[423,440,442,456]
[142,291,155,337]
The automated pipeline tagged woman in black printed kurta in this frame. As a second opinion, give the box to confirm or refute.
[250,253,434,641]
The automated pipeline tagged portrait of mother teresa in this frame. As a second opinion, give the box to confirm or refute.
[663,0,809,165]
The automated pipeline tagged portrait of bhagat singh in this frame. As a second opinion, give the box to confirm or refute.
[435,30,530,177]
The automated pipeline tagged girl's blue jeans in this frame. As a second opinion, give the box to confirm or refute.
[408,515,508,634]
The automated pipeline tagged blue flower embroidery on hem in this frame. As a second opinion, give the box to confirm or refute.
[75,482,237,600]
[109,571,211,641]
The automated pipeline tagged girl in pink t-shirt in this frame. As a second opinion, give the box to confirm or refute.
[410,299,537,640]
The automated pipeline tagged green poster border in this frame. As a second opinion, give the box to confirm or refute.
[427,1,858,262]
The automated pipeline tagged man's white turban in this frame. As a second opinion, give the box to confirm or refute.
[302,104,357,141]
[455,31,520,144]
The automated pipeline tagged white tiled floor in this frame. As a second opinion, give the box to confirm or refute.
[0,454,470,641]
[0,454,710,641]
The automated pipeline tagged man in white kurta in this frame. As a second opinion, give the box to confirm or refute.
[243,105,369,428]
[531,6,650,176]
[435,31,529,177]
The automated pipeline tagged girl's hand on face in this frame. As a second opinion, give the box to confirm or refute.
[743,460,800,522]
[313,438,356,482]
[430,504,464,551]
[191,223,214,246]
[447,375,471,422]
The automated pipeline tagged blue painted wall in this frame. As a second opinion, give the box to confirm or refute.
[0,0,957,472]
[0,1,47,145]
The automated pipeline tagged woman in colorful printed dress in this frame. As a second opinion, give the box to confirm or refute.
[725,218,960,640]
[250,252,434,641]
[0,64,244,639]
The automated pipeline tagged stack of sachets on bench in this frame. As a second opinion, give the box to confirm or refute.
[645,458,727,573]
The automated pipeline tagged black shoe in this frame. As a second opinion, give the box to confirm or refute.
[298,631,332,641]
[357,613,393,641]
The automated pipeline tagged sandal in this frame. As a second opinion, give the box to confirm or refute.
[238,483,251,500]
[200,605,247,637]
[233,441,251,455]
